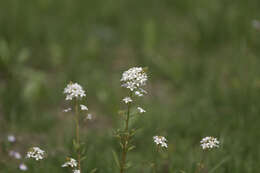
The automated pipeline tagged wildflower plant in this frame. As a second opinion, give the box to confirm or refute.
[196,136,220,173]
[114,67,148,173]
[151,136,168,173]
[63,82,90,172]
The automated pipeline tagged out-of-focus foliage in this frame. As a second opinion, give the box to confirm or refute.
[1,0,260,172]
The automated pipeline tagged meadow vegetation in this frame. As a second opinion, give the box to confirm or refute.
[1,0,260,172]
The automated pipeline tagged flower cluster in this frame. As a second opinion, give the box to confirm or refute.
[26,147,45,161]
[61,157,78,168]
[121,67,148,95]
[200,136,220,150]
[153,136,168,148]
[64,82,86,100]
[80,104,88,110]
[137,107,146,113]
[122,97,133,104]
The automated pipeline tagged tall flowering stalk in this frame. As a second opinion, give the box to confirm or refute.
[196,136,220,173]
[25,146,46,171]
[63,82,89,173]
[152,136,168,173]
[115,67,148,173]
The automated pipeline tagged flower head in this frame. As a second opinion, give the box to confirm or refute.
[137,107,146,113]
[63,108,72,112]
[80,104,88,111]
[86,113,93,120]
[62,157,78,168]
[122,97,133,104]
[121,67,148,94]
[7,135,16,143]
[19,163,28,171]
[64,82,86,100]
[26,147,45,161]
[153,136,168,148]
[200,136,220,150]
[73,170,80,173]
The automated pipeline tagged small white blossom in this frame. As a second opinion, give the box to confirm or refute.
[137,107,146,113]
[135,88,147,97]
[19,163,28,171]
[9,151,21,159]
[26,147,45,161]
[80,104,88,111]
[73,170,80,173]
[153,136,168,148]
[64,82,86,100]
[200,136,220,150]
[122,97,133,104]
[14,152,22,159]
[62,157,77,168]
[121,67,148,92]
[86,114,93,120]
[7,135,16,143]
[63,108,72,112]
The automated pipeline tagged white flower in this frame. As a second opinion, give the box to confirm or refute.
[200,136,220,150]
[135,90,143,97]
[63,108,72,112]
[64,82,86,100]
[73,170,80,173]
[153,136,168,148]
[86,114,92,120]
[14,152,22,159]
[7,135,16,142]
[137,107,146,113]
[135,88,147,97]
[62,157,77,168]
[19,163,28,171]
[9,151,21,159]
[121,67,148,92]
[122,97,133,104]
[80,104,88,111]
[26,147,45,161]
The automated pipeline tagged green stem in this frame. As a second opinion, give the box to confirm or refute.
[120,92,132,173]
[195,151,206,173]
[152,145,160,173]
[75,99,81,171]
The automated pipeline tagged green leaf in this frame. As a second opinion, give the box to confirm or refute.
[80,155,87,161]
[90,168,98,173]
[209,156,230,173]
[112,150,120,168]
[125,162,132,169]
[128,145,135,151]
[73,139,80,151]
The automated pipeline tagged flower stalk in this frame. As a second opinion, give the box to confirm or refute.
[74,99,81,171]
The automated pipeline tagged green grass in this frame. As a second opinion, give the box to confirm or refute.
[1,0,260,172]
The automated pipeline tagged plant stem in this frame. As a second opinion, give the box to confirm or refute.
[195,152,206,173]
[152,145,160,173]
[120,93,132,173]
[75,99,81,171]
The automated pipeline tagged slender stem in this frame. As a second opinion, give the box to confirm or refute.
[152,145,160,173]
[195,152,206,173]
[75,99,81,171]
[120,92,132,173]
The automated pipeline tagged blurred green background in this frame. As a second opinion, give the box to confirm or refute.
[1,0,260,172]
